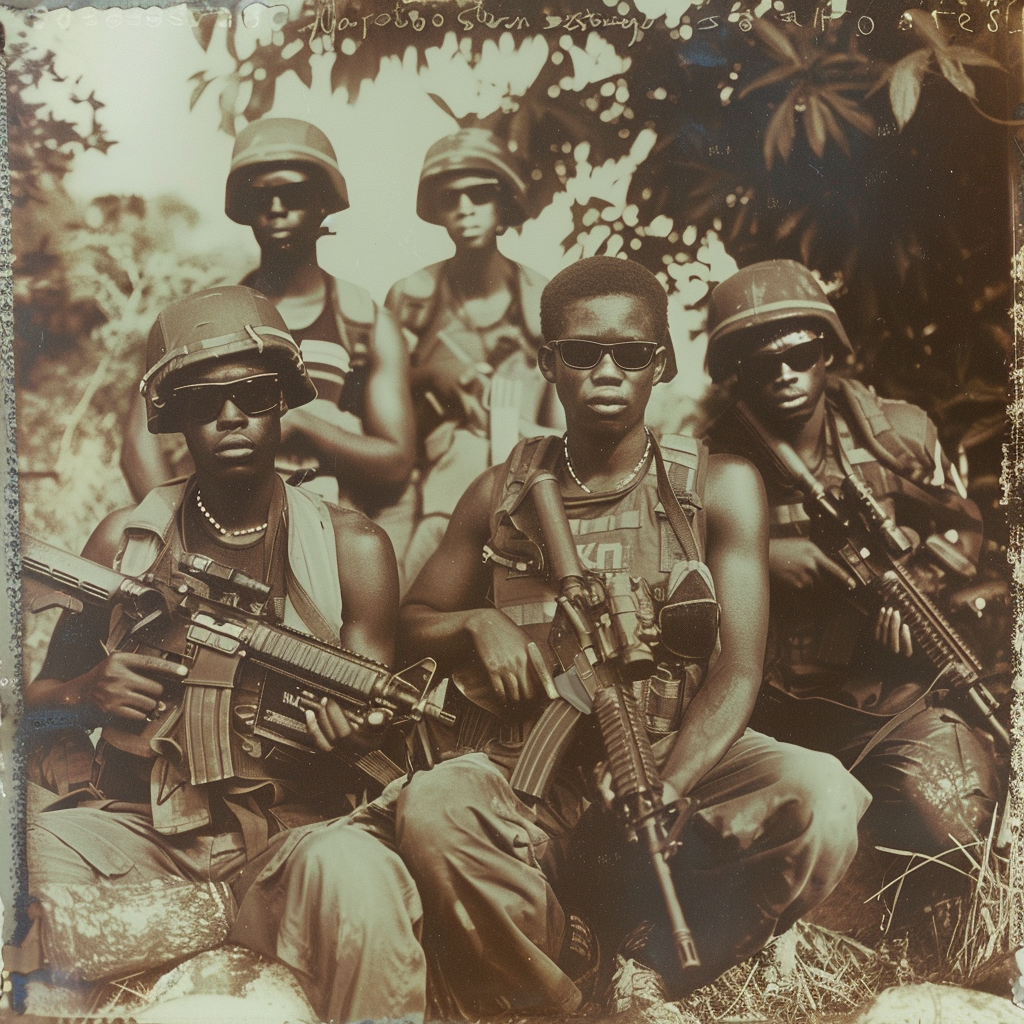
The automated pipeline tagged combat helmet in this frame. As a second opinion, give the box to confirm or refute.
[705,260,853,383]
[140,285,317,433]
[226,118,349,225]
[417,128,528,227]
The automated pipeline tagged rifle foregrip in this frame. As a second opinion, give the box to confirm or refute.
[593,686,659,800]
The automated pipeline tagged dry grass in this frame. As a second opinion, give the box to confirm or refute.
[664,818,1014,1023]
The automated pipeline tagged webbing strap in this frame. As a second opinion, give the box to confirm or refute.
[652,441,702,564]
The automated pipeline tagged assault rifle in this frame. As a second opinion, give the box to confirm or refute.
[733,401,1009,752]
[22,535,453,779]
[507,473,701,972]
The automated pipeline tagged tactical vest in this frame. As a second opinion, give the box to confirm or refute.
[485,433,717,740]
[392,258,545,359]
[99,478,344,841]
[737,380,980,684]
[764,379,971,540]
[240,272,378,419]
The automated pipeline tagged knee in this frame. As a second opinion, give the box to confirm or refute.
[296,825,422,926]
[397,759,494,863]
[778,747,869,865]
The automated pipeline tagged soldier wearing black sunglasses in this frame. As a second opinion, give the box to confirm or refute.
[121,118,416,560]
[13,286,427,1023]
[703,260,998,902]
[383,128,563,592]
[346,257,867,1015]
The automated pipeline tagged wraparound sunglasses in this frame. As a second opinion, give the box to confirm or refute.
[738,336,825,385]
[170,373,282,424]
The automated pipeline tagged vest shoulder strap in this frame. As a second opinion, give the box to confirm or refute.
[328,276,378,367]
[658,434,707,502]
[494,435,560,516]
[389,263,444,337]
[831,378,930,482]
[115,480,188,576]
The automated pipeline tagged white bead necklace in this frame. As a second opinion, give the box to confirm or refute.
[196,490,268,538]
[563,429,652,494]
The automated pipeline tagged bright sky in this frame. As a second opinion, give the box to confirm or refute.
[13,3,736,401]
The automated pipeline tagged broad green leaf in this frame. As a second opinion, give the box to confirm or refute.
[763,88,799,169]
[426,93,460,122]
[936,51,976,99]
[751,16,801,65]
[947,46,1005,71]
[804,94,828,157]
[738,62,801,100]
[904,8,952,54]
[193,12,216,52]
[816,98,851,155]
[822,88,875,135]
[889,50,930,129]
[189,75,211,112]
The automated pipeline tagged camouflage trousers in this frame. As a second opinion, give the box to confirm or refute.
[350,732,871,1017]
[6,795,426,1023]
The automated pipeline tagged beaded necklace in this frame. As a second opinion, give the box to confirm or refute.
[563,429,652,494]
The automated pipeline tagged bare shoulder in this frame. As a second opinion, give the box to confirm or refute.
[453,464,505,528]
[326,504,395,566]
[704,453,767,535]
[706,451,764,495]
[82,504,139,567]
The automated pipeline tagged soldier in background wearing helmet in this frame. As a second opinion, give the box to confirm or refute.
[7,286,426,1023]
[121,118,416,556]
[702,260,999,881]
[384,128,567,589]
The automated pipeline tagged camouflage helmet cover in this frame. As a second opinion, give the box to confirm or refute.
[141,285,317,433]
[705,259,853,382]
[417,128,529,227]
[226,118,350,224]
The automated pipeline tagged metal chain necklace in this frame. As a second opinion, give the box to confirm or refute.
[196,490,268,537]
[563,429,653,494]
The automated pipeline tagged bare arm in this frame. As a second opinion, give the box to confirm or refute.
[303,507,402,752]
[660,454,770,797]
[283,308,415,496]
[332,508,400,667]
[400,467,544,704]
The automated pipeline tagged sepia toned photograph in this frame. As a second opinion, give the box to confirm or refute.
[0,1,1021,1021]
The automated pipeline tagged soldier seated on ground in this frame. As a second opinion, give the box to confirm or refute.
[701,260,1001,884]
[121,118,416,555]
[348,256,870,1017]
[6,286,426,1024]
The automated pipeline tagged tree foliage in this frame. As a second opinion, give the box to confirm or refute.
[190,1,1010,468]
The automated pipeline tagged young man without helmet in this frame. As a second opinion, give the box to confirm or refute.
[385,128,573,589]
[348,256,868,1015]
[702,260,1000,879]
[121,118,416,555]
[7,286,426,1023]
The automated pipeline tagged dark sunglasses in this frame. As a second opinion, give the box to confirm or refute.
[170,373,282,424]
[438,183,502,209]
[738,336,825,385]
[249,180,320,212]
[551,339,659,372]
